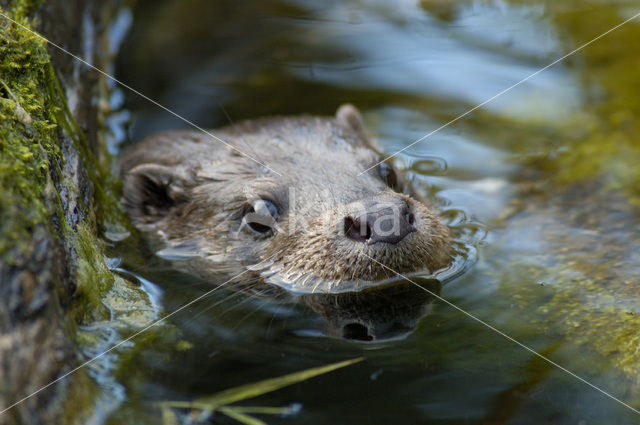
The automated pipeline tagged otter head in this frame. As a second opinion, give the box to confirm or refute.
[121,104,452,293]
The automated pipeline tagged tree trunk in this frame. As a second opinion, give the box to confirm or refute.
[0,1,126,424]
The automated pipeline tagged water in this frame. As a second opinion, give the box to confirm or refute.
[106,0,640,423]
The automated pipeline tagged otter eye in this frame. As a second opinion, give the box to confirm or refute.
[378,163,398,189]
[242,199,279,235]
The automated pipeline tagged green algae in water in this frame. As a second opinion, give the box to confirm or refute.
[488,3,640,400]
[411,1,640,403]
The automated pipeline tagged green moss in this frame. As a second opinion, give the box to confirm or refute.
[0,7,61,265]
[45,49,132,235]
[0,3,102,295]
[0,3,102,423]
[5,1,45,20]
[59,367,100,425]
[72,223,114,322]
[1,4,153,421]
[0,0,138,300]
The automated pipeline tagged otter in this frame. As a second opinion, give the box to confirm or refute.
[120,104,453,294]
[301,278,442,341]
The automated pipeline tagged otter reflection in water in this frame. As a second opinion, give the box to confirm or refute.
[120,105,455,338]
[302,279,441,341]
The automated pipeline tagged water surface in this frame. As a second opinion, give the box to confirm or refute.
[107,1,640,423]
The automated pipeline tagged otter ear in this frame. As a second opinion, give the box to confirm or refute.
[122,164,189,220]
[336,103,368,141]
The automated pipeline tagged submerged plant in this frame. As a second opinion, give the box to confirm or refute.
[158,357,364,425]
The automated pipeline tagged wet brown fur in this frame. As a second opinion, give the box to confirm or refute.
[120,105,452,291]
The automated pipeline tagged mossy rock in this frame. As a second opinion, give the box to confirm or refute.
[0,2,150,424]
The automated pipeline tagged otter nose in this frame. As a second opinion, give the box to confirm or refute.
[344,202,416,245]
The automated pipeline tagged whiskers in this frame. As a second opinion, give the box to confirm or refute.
[176,276,295,336]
